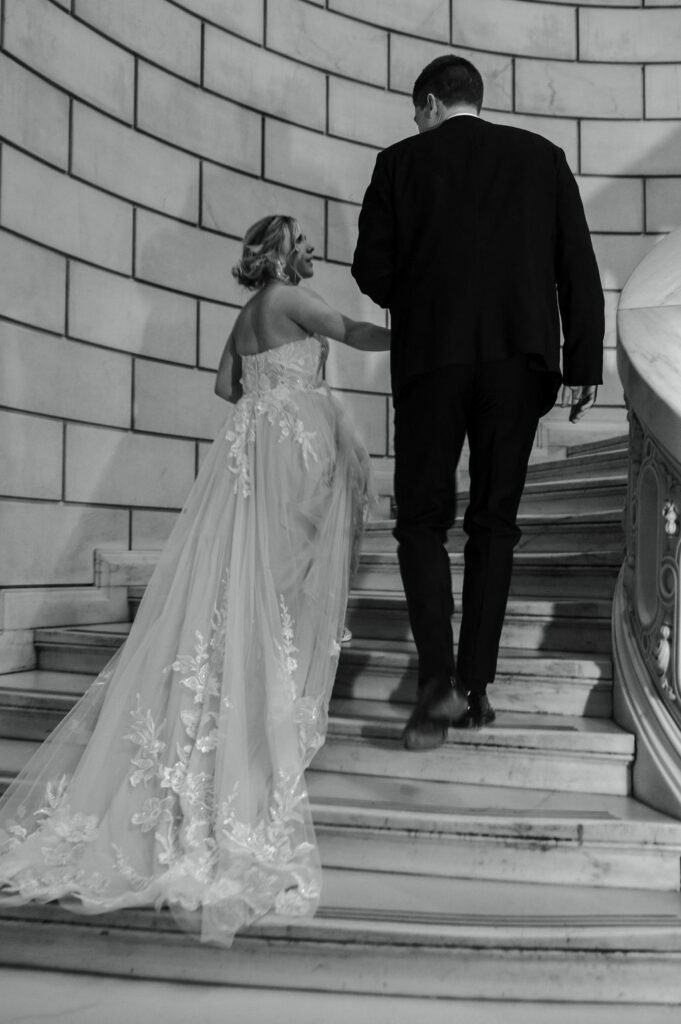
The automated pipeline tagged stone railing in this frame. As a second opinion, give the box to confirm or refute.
[615,224,681,818]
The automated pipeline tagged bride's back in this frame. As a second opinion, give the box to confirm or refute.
[233,284,308,356]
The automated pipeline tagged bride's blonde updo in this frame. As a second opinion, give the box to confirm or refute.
[232,214,300,291]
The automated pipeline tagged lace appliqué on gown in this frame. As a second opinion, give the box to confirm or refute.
[226,338,324,498]
[0,334,367,945]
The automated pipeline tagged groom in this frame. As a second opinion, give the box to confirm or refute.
[352,56,604,750]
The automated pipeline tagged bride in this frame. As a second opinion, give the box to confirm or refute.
[0,214,390,946]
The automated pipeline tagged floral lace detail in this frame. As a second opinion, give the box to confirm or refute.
[272,597,324,759]
[0,326,363,940]
[0,775,109,901]
[226,337,325,498]
[220,770,315,872]
[295,696,324,762]
[124,701,166,788]
[277,595,299,696]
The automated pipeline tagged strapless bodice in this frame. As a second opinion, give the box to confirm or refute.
[241,336,328,397]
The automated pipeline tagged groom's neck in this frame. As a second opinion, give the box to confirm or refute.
[441,104,479,121]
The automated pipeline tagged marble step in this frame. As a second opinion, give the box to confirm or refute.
[0,668,612,744]
[354,554,619,596]
[0,674,91,741]
[504,489,626,517]
[317,706,633,795]
[34,591,613,668]
[122,556,621,611]
[0,736,37,784]
[519,472,626,497]
[335,642,613,717]
[345,593,612,652]
[361,519,624,557]
[111,515,625,594]
[525,450,627,481]
[0,724,665,893]
[1,872,680,1004]
[4,968,681,1024]
[0,722,658,892]
[488,479,626,516]
[309,771,681,891]
[0,705,634,797]
[565,434,629,458]
[0,630,614,747]
[537,408,629,452]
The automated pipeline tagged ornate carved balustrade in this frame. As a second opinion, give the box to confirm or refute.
[615,224,681,818]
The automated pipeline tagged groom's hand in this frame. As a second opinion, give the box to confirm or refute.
[561,385,598,423]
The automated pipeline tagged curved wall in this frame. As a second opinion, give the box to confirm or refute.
[1,0,680,592]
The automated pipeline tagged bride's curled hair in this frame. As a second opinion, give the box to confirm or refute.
[232,214,300,290]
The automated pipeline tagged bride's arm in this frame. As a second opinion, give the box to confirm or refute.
[283,286,390,351]
[214,331,243,403]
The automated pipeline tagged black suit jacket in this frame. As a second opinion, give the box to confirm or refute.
[351,116,604,402]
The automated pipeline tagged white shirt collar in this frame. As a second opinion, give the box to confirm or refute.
[443,111,479,120]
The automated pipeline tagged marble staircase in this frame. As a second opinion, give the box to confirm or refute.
[2,434,681,1013]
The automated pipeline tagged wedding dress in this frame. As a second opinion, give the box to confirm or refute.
[0,335,370,945]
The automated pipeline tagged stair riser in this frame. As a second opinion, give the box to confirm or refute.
[354,566,618,598]
[361,530,623,556]
[37,646,114,676]
[0,708,66,743]
[316,829,681,892]
[363,528,623,555]
[475,479,625,500]
[313,741,631,796]
[346,611,612,653]
[507,493,624,516]
[0,917,678,1004]
[333,671,613,718]
[526,462,627,483]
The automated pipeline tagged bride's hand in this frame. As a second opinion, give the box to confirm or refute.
[561,384,598,422]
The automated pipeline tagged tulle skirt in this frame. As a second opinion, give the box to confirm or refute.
[0,384,370,945]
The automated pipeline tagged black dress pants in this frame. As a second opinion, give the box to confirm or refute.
[393,356,555,695]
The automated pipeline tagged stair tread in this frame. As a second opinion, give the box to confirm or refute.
[340,639,613,676]
[325,705,634,753]
[346,592,613,618]
[566,433,629,457]
[314,869,681,936]
[529,450,627,472]
[0,736,39,774]
[31,633,614,679]
[1,870,680,949]
[0,705,631,753]
[308,771,681,833]
[0,670,94,696]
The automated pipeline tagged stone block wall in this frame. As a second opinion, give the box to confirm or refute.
[1,0,680,595]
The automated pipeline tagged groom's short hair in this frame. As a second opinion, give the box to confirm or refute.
[412,56,483,112]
